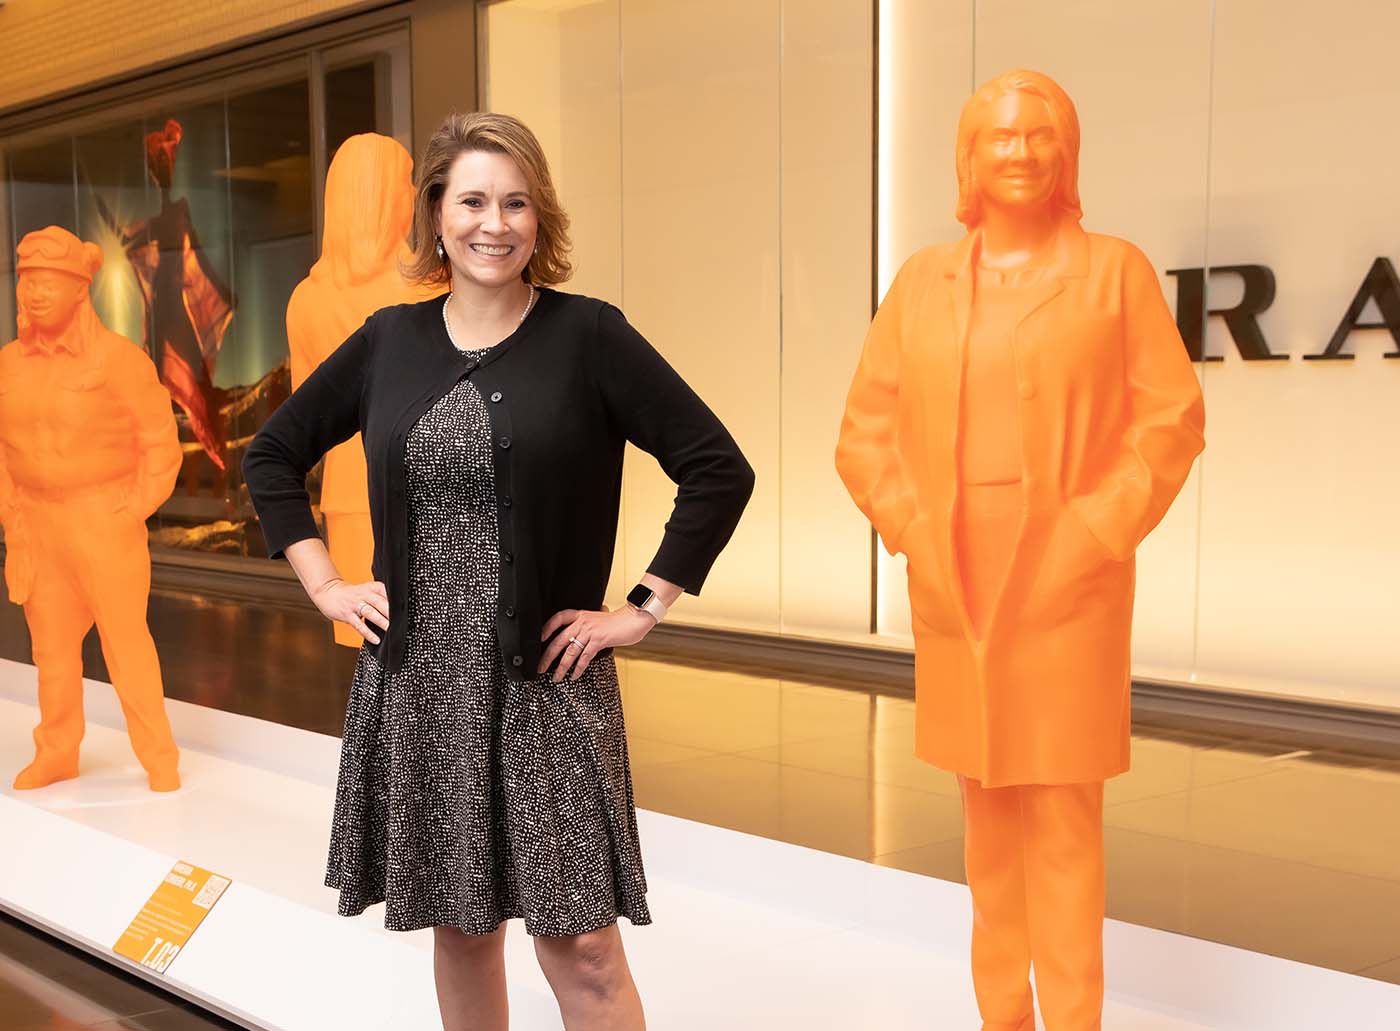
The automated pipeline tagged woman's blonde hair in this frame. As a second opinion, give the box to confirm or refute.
[405,112,572,287]
[954,69,1083,228]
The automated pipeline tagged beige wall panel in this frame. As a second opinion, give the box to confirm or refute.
[618,0,782,629]
[411,0,477,154]
[970,1,1213,677]
[1195,0,1400,707]
[480,6,564,188]
[778,0,875,637]
[557,2,623,307]
[873,0,973,643]
[880,0,971,279]
[0,0,371,111]
[555,2,627,608]
[484,1,877,633]
[481,1,628,607]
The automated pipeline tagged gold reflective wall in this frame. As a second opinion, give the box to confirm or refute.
[482,0,875,638]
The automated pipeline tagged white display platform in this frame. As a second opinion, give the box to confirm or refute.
[1,657,1397,1030]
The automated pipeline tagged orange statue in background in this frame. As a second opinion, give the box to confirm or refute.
[836,71,1205,1030]
[285,133,434,648]
[0,227,183,792]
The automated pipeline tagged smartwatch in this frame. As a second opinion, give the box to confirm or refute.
[626,583,669,623]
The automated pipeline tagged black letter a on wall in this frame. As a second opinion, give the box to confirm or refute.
[1307,257,1400,361]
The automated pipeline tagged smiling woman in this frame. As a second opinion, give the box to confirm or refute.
[404,111,572,291]
[242,110,754,1031]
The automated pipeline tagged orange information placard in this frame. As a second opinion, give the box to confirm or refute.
[113,861,231,974]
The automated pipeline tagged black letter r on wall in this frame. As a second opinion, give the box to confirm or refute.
[1166,265,1283,362]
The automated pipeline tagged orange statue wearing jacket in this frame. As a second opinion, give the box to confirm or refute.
[836,71,1204,1030]
[0,227,183,792]
[285,133,434,647]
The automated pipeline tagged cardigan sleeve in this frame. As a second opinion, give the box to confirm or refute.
[242,317,374,559]
[1070,244,1206,561]
[591,303,754,594]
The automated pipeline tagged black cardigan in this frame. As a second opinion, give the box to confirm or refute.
[243,289,754,677]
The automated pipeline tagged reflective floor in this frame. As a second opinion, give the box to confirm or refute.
[1,584,1398,1031]
[619,660,1400,983]
[0,911,239,1031]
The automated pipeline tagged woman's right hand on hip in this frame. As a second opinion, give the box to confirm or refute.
[312,578,389,644]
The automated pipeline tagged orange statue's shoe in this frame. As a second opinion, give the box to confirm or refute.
[147,767,181,792]
[13,757,80,790]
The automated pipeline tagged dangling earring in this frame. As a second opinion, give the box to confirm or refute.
[533,243,539,256]
[436,237,445,260]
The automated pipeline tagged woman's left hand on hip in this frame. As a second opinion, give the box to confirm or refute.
[539,605,655,682]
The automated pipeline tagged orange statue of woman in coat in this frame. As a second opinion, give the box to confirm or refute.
[0,226,183,792]
[836,71,1205,1030]
[285,133,435,647]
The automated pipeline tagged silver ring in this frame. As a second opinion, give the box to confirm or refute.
[357,603,368,620]
[567,636,583,649]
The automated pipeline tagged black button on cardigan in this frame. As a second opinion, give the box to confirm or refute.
[243,289,754,679]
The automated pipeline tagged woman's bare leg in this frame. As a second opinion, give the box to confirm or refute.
[433,924,509,1031]
[533,923,644,1030]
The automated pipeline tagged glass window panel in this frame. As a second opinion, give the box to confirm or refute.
[113,97,238,548]
[0,33,410,564]
[74,119,152,350]
[6,135,76,245]
[0,151,12,342]
[221,76,316,557]
[325,60,380,161]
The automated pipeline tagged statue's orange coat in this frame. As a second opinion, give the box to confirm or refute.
[836,221,1205,787]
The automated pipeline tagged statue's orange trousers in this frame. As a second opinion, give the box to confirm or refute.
[959,777,1106,1031]
[956,482,1106,1031]
[20,484,179,778]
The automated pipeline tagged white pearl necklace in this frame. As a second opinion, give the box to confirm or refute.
[442,284,536,352]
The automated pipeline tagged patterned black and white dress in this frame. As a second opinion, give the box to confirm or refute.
[324,353,651,937]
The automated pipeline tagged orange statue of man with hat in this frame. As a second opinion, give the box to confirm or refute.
[0,226,183,792]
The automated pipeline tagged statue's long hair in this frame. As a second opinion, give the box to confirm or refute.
[313,133,417,290]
